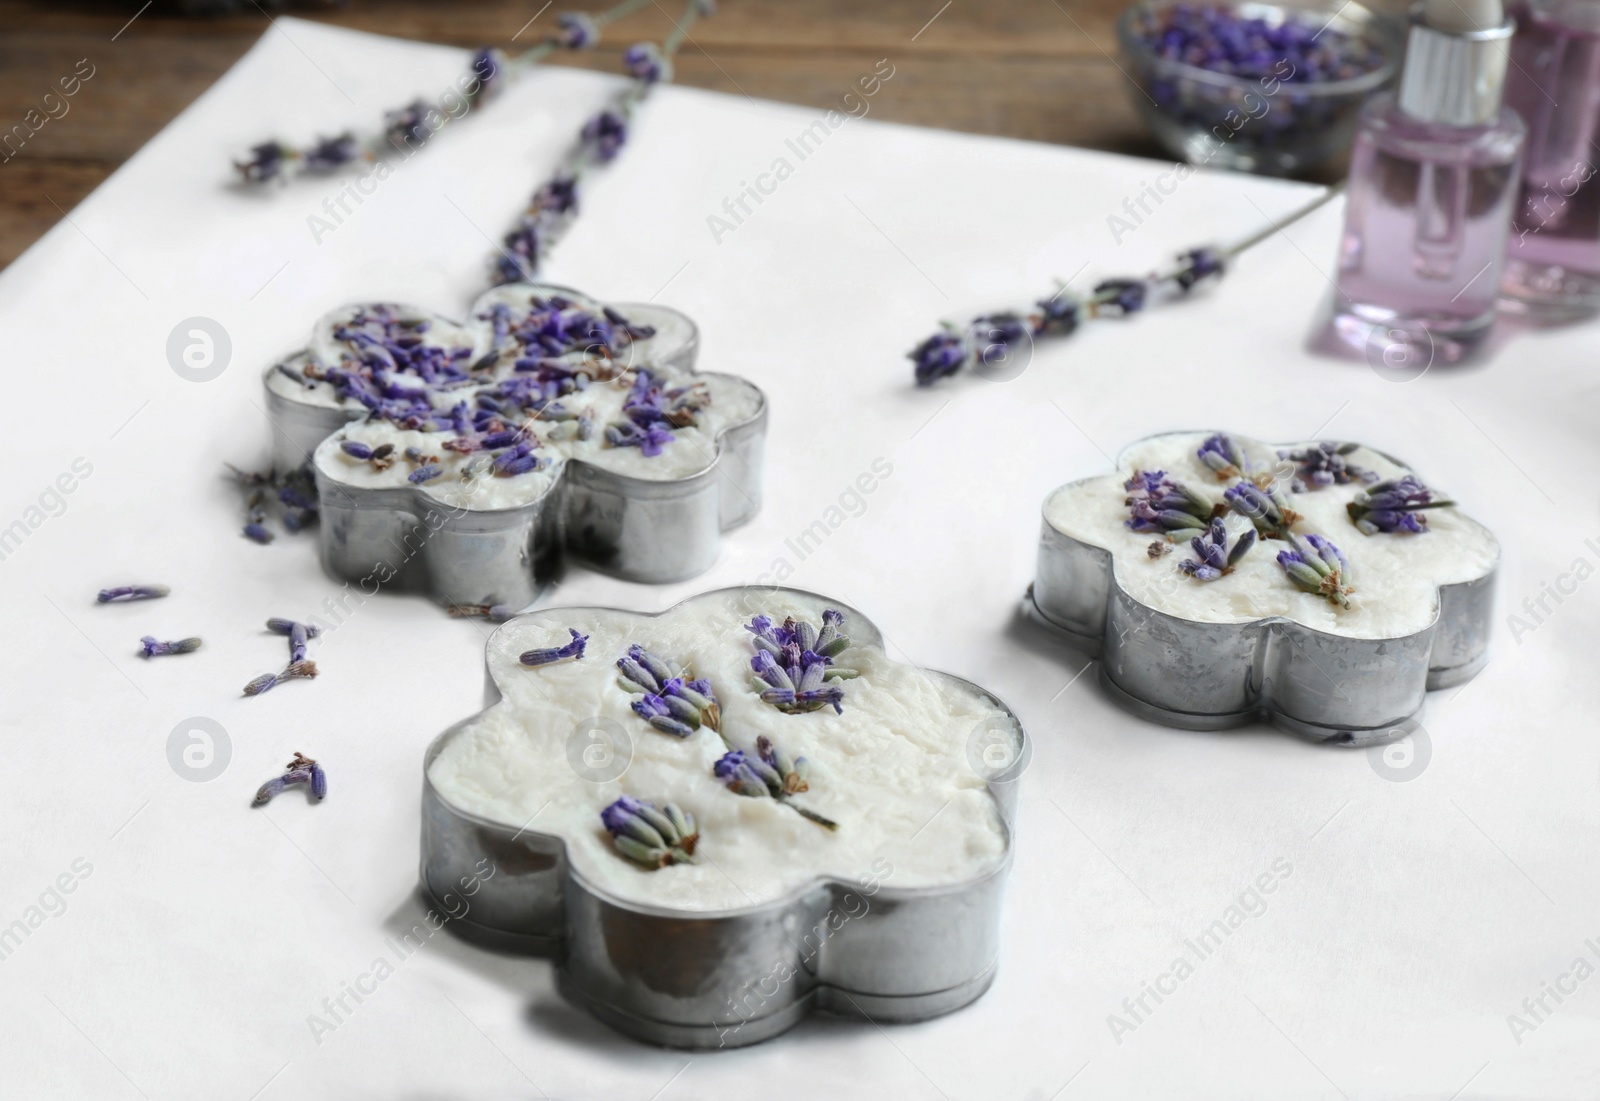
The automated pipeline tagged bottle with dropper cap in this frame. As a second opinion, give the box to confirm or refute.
[1332,0,1526,361]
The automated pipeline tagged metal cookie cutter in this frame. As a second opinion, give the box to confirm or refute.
[261,283,765,608]
[419,587,1028,1048]
[1022,432,1497,745]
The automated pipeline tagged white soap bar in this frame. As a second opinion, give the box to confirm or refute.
[1043,431,1498,640]
[427,591,1012,912]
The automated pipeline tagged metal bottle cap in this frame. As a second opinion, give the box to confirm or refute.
[1396,10,1516,126]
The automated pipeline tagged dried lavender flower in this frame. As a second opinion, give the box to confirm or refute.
[1178,519,1256,581]
[746,610,854,714]
[97,585,170,603]
[1280,441,1376,492]
[623,41,671,83]
[243,660,319,696]
[713,742,837,830]
[601,795,697,867]
[1197,433,1248,479]
[1124,470,1212,537]
[139,636,202,657]
[617,644,721,733]
[1223,480,1300,538]
[1276,533,1354,608]
[1346,476,1453,535]
[520,628,588,666]
[252,752,327,806]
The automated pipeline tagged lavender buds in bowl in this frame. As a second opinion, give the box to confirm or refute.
[1117,0,1399,175]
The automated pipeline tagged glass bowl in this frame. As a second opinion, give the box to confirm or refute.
[1116,0,1403,175]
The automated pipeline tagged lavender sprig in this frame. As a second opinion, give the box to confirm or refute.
[1223,480,1300,538]
[1346,476,1453,535]
[520,628,589,666]
[601,795,698,867]
[252,753,327,806]
[231,0,660,184]
[1178,518,1256,581]
[908,246,1227,385]
[1125,470,1212,537]
[1280,441,1376,492]
[746,611,855,715]
[617,645,722,735]
[139,636,202,657]
[492,0,714,284]
[97,584,169,603]
[713,738,838,830]
[1276,533,1354,608]
[243,660,319,696]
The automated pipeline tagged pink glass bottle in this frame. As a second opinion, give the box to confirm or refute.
[1333,0,1526,361]
[1500,0,1600,319]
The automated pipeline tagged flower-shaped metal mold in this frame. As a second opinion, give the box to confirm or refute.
[1023,431,1498,745]
[420,587,1027,1048]
[262,283,765,608]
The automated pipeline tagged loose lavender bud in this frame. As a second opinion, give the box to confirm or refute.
[243,660,319,697]
[1125,470,1212,536]
[1092,278,1148,316]
[1034,292,1081,336]
[557,11,600,48]
[1174,247,1226,291]
[1197,433,1248,479]
[631,694,696,738]
[97,585,170,603]
[623,42,672,84]
[519,628,588,666]
[1178,519,1256,581]
[340,440,374,459]
[600,796,697,867]
[714,747,837,830]
[244,522,274,544]
[139,636,202,657]
[266,617,322,639]
[1346,475,1453,535]
[409,465,442,484]
[234,141,287,183]
[252,752,326,805]
[972,313,1030,366]
[1223,480,1299,537]
[580,110,628,163]
[908,329,970,386]
[1276,533,1354,608]
[1280,441,1375,492]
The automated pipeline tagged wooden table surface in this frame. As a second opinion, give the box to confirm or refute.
[0,0,1356,270]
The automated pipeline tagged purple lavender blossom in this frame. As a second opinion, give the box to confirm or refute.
[465,48,504,103]
[745,610,854,715]
[600,796,697,867]
[1133,3,1386,84]
[519,628,588,666]
[408,465,443,484]
[618,644,721,733]
[252,752,326,806]
[243,522,275,544]
[1197,433,1248,479]
[1174,247,1227,291]
[623,42,671,84]
[139,636,202,657]
[234,141,287,183]
[1223,480,1298,537]
[1276,533,1353,607]
[97,585,170,603]
[1346,475,1452,535]
[713,742,836,829]
[340,440,373,459]
[1093,278,1148,315]
[973,313,1030,366]
[1124,470,1212,536]
[1178,518,1256,581]
[1280,441,1375,492]
[532,175,579,215]
[558,12,601,48]
[580,110,628,162]
[267,617,320,663]
[1035,292,1081,336]
[302,132,361,173]
[384,99,436,152]
[909,329,971,385]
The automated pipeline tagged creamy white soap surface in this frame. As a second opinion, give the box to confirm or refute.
[1044,431,1498,639]
[427,591,1012,912]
